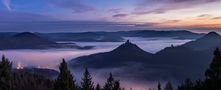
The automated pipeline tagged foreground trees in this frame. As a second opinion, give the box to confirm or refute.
[81,68,94,90]
[104,73,121,90]
[2,47,221,90]
[164,81,173,90]
[157,82,161,90]
[0,56,122,90]
[0,55,54,90]
[178,48,221,90]
[54,59,77,90]
[0,55,12,90]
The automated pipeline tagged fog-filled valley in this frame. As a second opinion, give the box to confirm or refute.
[0,31,197,89]
[1,0,221,89]
[0,31,221,90]
[0,37,192,89]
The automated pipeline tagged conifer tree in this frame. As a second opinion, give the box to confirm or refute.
[164,81,173,90]
[0,55,12,90]
[81,68,94,90]
[158,82,161,90]
[54,59,77,90]
[205,48,221,80]
[104,73,115,90]
[178,78,193,90]
[204,48,221,89]
[113,80,121,90]
[95,83,101,90]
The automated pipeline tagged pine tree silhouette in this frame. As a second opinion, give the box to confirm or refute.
[81,68,94,90]
[178,78,194,90]
[113,80,121,90]
[164,81,173,90]
[54,59,77,90]
[0,55,12,90]
[95,83,101,90]
[104,73,115,90]
[205,48,221,80]
[204,48,221,89]
[158,82,161,90]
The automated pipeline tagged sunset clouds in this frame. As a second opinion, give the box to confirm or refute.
[134,0,220,14]
[48,0,95,13]
[0,0,221,32]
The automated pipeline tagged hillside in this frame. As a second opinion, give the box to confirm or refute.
[70,32,219,81]
[0,32,93,50]
[183,32,221,50]
[70,40,154,68]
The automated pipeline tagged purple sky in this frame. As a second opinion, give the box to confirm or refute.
[0,0,221,32]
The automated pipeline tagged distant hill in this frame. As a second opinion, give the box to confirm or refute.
[37,30,203,42]
[40,32,124,42]
[0,32,58,49]
[0,30,203,42]
[70,40,154,68]
[117,30,203,39]
[70,32,219,81]
[183,32,221,50]
[0,32,94,50]
[13,32,56,45]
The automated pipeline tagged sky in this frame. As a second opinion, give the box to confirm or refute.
[0,0,221,32]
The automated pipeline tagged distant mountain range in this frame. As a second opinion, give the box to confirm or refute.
[0,32,93,50]
[69,32,221,82]
[183,32,221,50]
[41,30,204,42]
[0,30,204,42]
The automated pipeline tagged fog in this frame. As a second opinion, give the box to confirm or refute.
[0,37,192,90]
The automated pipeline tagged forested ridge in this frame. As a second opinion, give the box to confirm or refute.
[1,48,221,90]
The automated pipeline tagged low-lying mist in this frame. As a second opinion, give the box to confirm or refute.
[0,37,192,90]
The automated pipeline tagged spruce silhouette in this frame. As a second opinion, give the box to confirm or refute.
[164,81,173,90]
[178,78,194,90]
[95,83,101,90]
[104,73,115,90]
[205,48,221,80]
[158,82,161,90]
[54,59,77,90]
[113,80,121,90]
[81,68,94,90]
[0,55,12,90]
[204,48,221,89]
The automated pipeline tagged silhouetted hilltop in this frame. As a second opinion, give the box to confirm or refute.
[111,40,151,55]
[183,32,221,50]
[70,38,216,81]
[13,32,56,45]
[0,32,57,49]
[0,32,94,50]
[13,32,39,38]
[70,40,153,68]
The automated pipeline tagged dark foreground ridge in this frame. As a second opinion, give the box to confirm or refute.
[1,47,221,90]
[70,32,221,82]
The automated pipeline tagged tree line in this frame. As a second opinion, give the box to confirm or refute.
[0,56,121,90]
[156,48,221,90]
[54,59,121,90]
[177,48,221,90]
[1,48,221,90]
